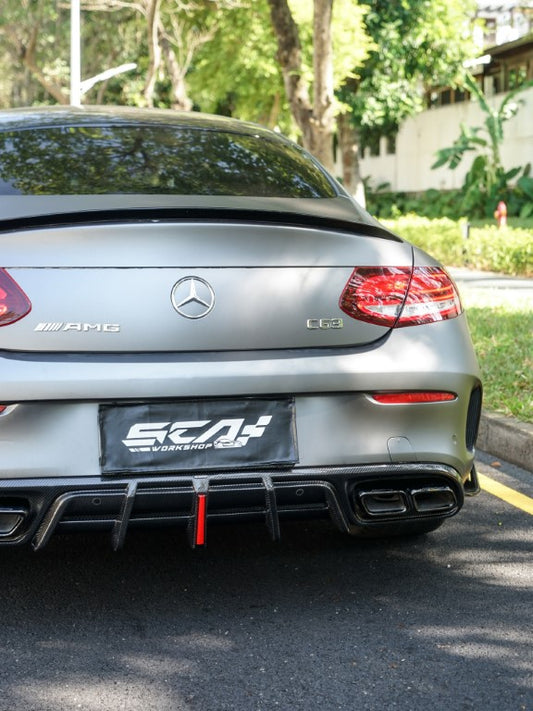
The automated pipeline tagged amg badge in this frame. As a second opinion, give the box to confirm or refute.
[34,322,121,333]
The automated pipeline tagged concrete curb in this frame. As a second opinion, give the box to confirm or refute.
[477,410,533,472]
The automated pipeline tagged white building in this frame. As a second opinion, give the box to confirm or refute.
[474,0,533,47]
[359,32,533,194]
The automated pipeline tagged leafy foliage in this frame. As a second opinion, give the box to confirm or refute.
[365,185,465,220]
[187,0,287,128]
[516,174,533,219]
[0,0,145,106]
[0,1,477,148]
[339,0,476,143]
[0,1,69,105]
[367,176,533,223]
[286,0,370,94]
[432,73,533,217]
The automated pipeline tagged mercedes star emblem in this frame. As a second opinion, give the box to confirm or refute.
[171,277,215,319]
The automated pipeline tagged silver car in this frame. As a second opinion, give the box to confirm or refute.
[0,106,481,550]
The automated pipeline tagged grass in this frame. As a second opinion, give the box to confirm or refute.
[459,286,533,423]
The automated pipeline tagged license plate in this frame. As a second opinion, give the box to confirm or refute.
[99,398,298,475]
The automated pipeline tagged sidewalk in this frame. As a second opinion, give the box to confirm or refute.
[448,267,533,295]
[477,411,532,472]
[449,268,532,473]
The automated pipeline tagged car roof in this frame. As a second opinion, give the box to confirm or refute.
[0,105,288,142]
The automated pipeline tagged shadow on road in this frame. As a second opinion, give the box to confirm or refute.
[0,498,531,711]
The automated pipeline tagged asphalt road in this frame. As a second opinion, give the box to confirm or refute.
[0,456,531,711]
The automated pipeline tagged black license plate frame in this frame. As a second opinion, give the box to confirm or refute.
[99,397,298,475]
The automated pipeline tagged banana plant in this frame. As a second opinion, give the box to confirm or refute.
[432,72,533,216]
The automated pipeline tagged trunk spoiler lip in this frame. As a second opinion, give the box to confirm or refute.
[0,196,403,242]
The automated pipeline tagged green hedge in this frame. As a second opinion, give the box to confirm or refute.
[381,216,533,276]
[365,185,533,221]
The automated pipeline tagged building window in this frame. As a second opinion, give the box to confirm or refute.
[508,64,528,89]
[368,134,380,157]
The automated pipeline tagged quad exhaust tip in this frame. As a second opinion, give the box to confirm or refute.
[357,486,458,520]
[358,489,408,516]
[0,507,28,537]
[411,486,457,514]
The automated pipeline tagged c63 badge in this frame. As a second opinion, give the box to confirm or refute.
[306,318,344,330]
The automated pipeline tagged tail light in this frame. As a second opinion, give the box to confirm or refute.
[371,392,457,404]
[0,269,32,326]
[0,405,17,416]
[339,266,462,327]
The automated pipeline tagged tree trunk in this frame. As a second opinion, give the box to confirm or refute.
[20,25,69,104]
[267,91,281,129]
[143,0,162,107]
[266,0,313,145]
[311,0,335,172]
[267,0,335,170]
[337,111,366,207]
[160,33,193,111]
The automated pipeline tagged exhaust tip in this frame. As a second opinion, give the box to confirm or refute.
[411,487,457,514]
[358,490,408,517]
[353,481,461,522]
[0,507,28,536]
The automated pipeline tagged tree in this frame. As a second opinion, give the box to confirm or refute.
[266,0,369,173]
[264,0,474,203]
[0,0,242,109]
[81,0,165,107]
[158,0,243,111]
[82,0,244,109]
[0,1,142,107]
[337,0,476,201]
[187,0,286,129]
[0,2,70,105]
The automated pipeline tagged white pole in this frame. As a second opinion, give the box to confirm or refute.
[70,0,81,106]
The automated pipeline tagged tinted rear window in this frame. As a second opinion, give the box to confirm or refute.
[0,125,337,198]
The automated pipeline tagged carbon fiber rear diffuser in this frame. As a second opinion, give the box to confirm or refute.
[31,475,351,551]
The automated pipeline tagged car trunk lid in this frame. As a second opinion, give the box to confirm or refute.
[1,217,413,352]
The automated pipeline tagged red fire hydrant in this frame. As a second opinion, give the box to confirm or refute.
[494,200,507,228]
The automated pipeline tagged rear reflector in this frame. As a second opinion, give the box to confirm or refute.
[371,392,457,404]
[339,266,462,327]
[0,269,32,326]
[195,493,207,546]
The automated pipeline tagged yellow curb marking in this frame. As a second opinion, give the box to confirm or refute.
[478,472,533,515]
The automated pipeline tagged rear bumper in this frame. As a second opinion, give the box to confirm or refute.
[0,462,479,549]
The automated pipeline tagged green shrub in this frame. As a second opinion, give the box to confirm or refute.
[366,185,533,222]
[366,188,465,220]
[382,216,533,276]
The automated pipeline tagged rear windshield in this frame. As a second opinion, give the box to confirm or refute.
[0,125,337,198]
